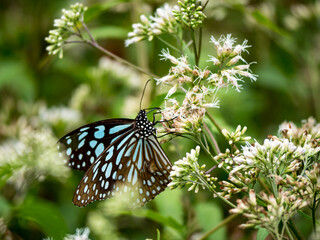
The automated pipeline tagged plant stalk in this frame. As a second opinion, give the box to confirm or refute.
[190,29,198,65]
[205,112,223,136]
[203,122,221,154]
[198,214,238,240]
[86,40,158,78]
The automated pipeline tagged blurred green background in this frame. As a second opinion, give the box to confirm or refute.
[0,0,319,239]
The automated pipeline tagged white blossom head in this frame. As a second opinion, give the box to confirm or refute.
[45,3,88,58]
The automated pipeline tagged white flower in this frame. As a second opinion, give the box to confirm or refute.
[45,3,88,58]
[169,146,207,193]
[207,34,257,91]
[64,228,91,240]
[124,36,145,47]
[39,106,82,127]
[207,56,220,65]
[125,4,179,46]
[0,127,70,190]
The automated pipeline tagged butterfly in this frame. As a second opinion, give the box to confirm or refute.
[58,108,172,207]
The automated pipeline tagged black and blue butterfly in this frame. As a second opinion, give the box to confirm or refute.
[58,108,172,207]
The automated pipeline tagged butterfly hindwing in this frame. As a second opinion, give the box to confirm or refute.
[72,129,172,207]
[137,135,172,204]
[58,119,134,172]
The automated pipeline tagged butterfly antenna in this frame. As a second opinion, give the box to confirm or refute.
[140,79,152,110]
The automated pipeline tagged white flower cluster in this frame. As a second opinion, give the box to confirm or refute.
[169,146,216,193]
[39,105,82,129]
[0,127,70,190]
[44,227,91,240]
[231,137,320,176]
[279,116,320,145]
[159,34,256,135]
[207,34,257,91]
[64,228,91,240]
[161,85,219,135]
[230,189,307,233]
[45,3,88,58]
[216,118,320,234]
[221,125,251,145]
[276,163,320,203]
[125,4,179,47]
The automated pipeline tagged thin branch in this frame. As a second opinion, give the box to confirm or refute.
[202,131,209,150]
[64,40,87,44]
[70,32,83,38]
[205,165,217,174]
[202,0,210,10]
[81,21,95,42]
[204,122,221,154]
[157,36,181,54]
[206,112,223,136]
[198,214,238,240]
[86,40,158,78]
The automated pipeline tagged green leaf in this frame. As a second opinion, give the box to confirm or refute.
[149,91,185,109]
[90,26,128,40]
[0,60,35,100]
[298,210,320,225]
[85,0,130,22]
[124,208,183,231]
[181,41,195,66]
[149,93,167,108]
[195,202,226,240]
[15,199,69,239]
[255,63,289,92]
[0,195,11,219]
[256,227,269,240]
[154,189,184,225]
[250,10,288,37]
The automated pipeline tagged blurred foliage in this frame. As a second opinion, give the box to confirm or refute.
[0,0,319,239]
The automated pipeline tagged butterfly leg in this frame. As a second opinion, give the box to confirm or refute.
[153,116,177,125]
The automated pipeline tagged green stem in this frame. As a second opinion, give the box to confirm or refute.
[205,112,223,136]
[64,40,87,44]
[196,170,235,208]
[157,36,181,54]
[257,178,272,195]
[198,214,238,240]
[312,193,317,231]
[202,131,209,150]
[197,27,203,62]
[190,29,198,65]
[197,138,228,174]
[285,223,295,240]
[288,219,304,240]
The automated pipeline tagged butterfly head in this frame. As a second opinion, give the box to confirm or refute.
[135,110,155,138]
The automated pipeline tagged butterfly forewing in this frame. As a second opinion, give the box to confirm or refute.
[73,129,172,207]
[59,119,134,172]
